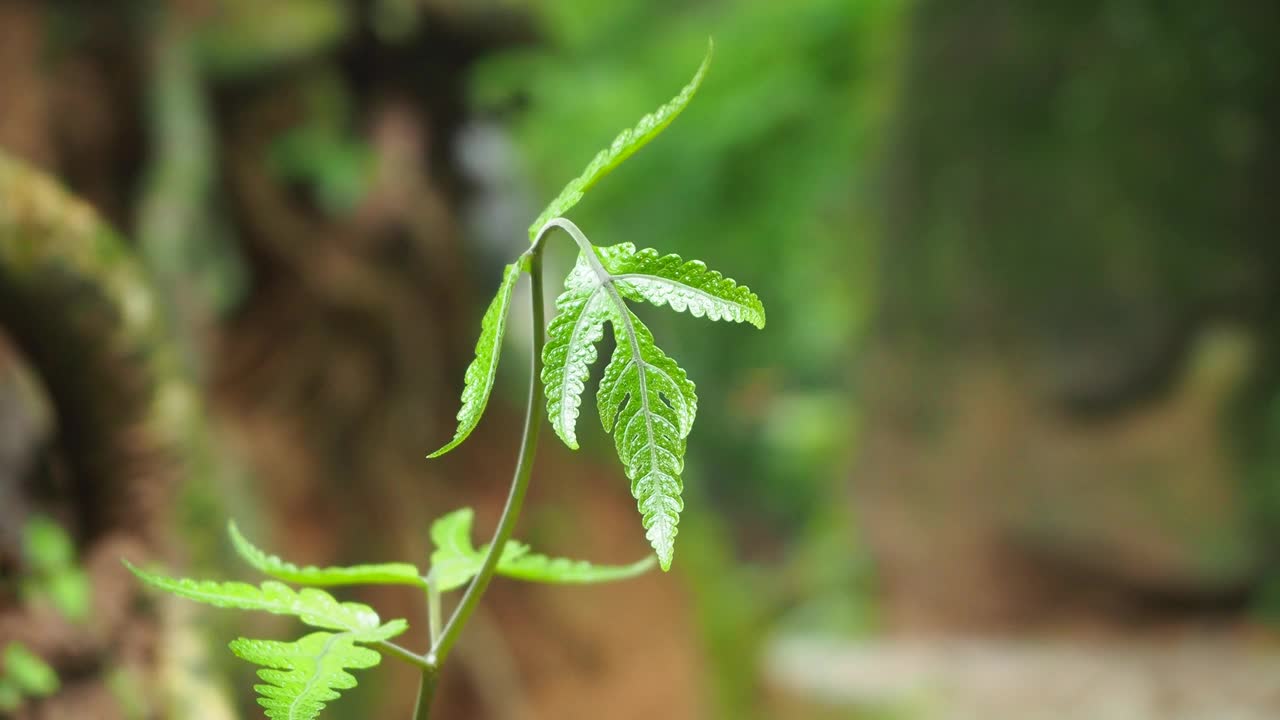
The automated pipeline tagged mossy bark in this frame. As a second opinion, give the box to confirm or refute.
[0,151,235,719]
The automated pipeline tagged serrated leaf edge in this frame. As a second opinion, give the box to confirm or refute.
[600,244,766,328]
[230,631,381,720]
[428,261,523,458]
[528,41,713,240]
[123,560,406,641]
[229,521,425,588]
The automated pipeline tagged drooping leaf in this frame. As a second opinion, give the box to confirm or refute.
[528,42,713,240]
[597,309,698,571]
[229,522,425,588]
[540,253,611,449]
[429,261,524,457]
[539,239,763,570]
[230,632,381,720]
[598,243,766,328]
[124,561,407,641]
[428,508,654,590]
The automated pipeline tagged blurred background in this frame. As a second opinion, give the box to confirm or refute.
[1,0,1279,718]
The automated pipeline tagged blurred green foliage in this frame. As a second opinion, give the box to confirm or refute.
[0,642,59,713]
[21,516,89,623]
[881,0,1278,337]
[882,0,1280,617]
[269,71,376,216]
[195,0,350,78]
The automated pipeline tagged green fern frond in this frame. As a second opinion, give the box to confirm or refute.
[124,561,407,641]
[528,41,713,240]
[598,243,766,328]
[538,232,763,570]
[429,260,524,457]
[429,508,654,590]
[597,309,698,570]
[228,522,425,588]
[230,632,381,720]
[540,253,611,448]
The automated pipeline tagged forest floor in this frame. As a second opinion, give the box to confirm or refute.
[766,632,1280,720]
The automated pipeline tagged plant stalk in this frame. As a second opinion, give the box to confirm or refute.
[413,247,547,719]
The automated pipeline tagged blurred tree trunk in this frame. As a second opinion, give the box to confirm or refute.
[0,151,237,718]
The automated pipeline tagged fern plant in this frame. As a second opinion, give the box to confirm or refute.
[128,40,765,719]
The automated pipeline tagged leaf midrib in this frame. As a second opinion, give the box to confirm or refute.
[474,272,513,404]
[574,240,663,496]
[290,631,348,720]
[557,285,606,444]
[603,286,660,491]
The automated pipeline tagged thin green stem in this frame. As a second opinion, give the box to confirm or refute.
[413,246,547,718]
[413,669,439,720]
[426,579,442,648]
[375,640,431,671]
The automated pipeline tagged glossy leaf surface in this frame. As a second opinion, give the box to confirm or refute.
[540,253,610,449]
[600,243,765,328]
[597,309,698,570]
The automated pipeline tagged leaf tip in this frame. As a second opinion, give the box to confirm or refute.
[425,437,460,459]
[120,558,153,586]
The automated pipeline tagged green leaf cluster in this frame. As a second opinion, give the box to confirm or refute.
[430,43,766,570]
[541,239,764,569]
[127,509,649,718]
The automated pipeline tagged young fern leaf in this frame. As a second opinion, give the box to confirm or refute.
[428,508,526,592]
[229,522,425,588]
[428,261,524,457]
[428,508,654,591]
[230,632,382,720]
[124,561,408,641]
[597,309,698,571]
[527,41,713,241]
[541,254,611,448]
[598,244,766,328]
